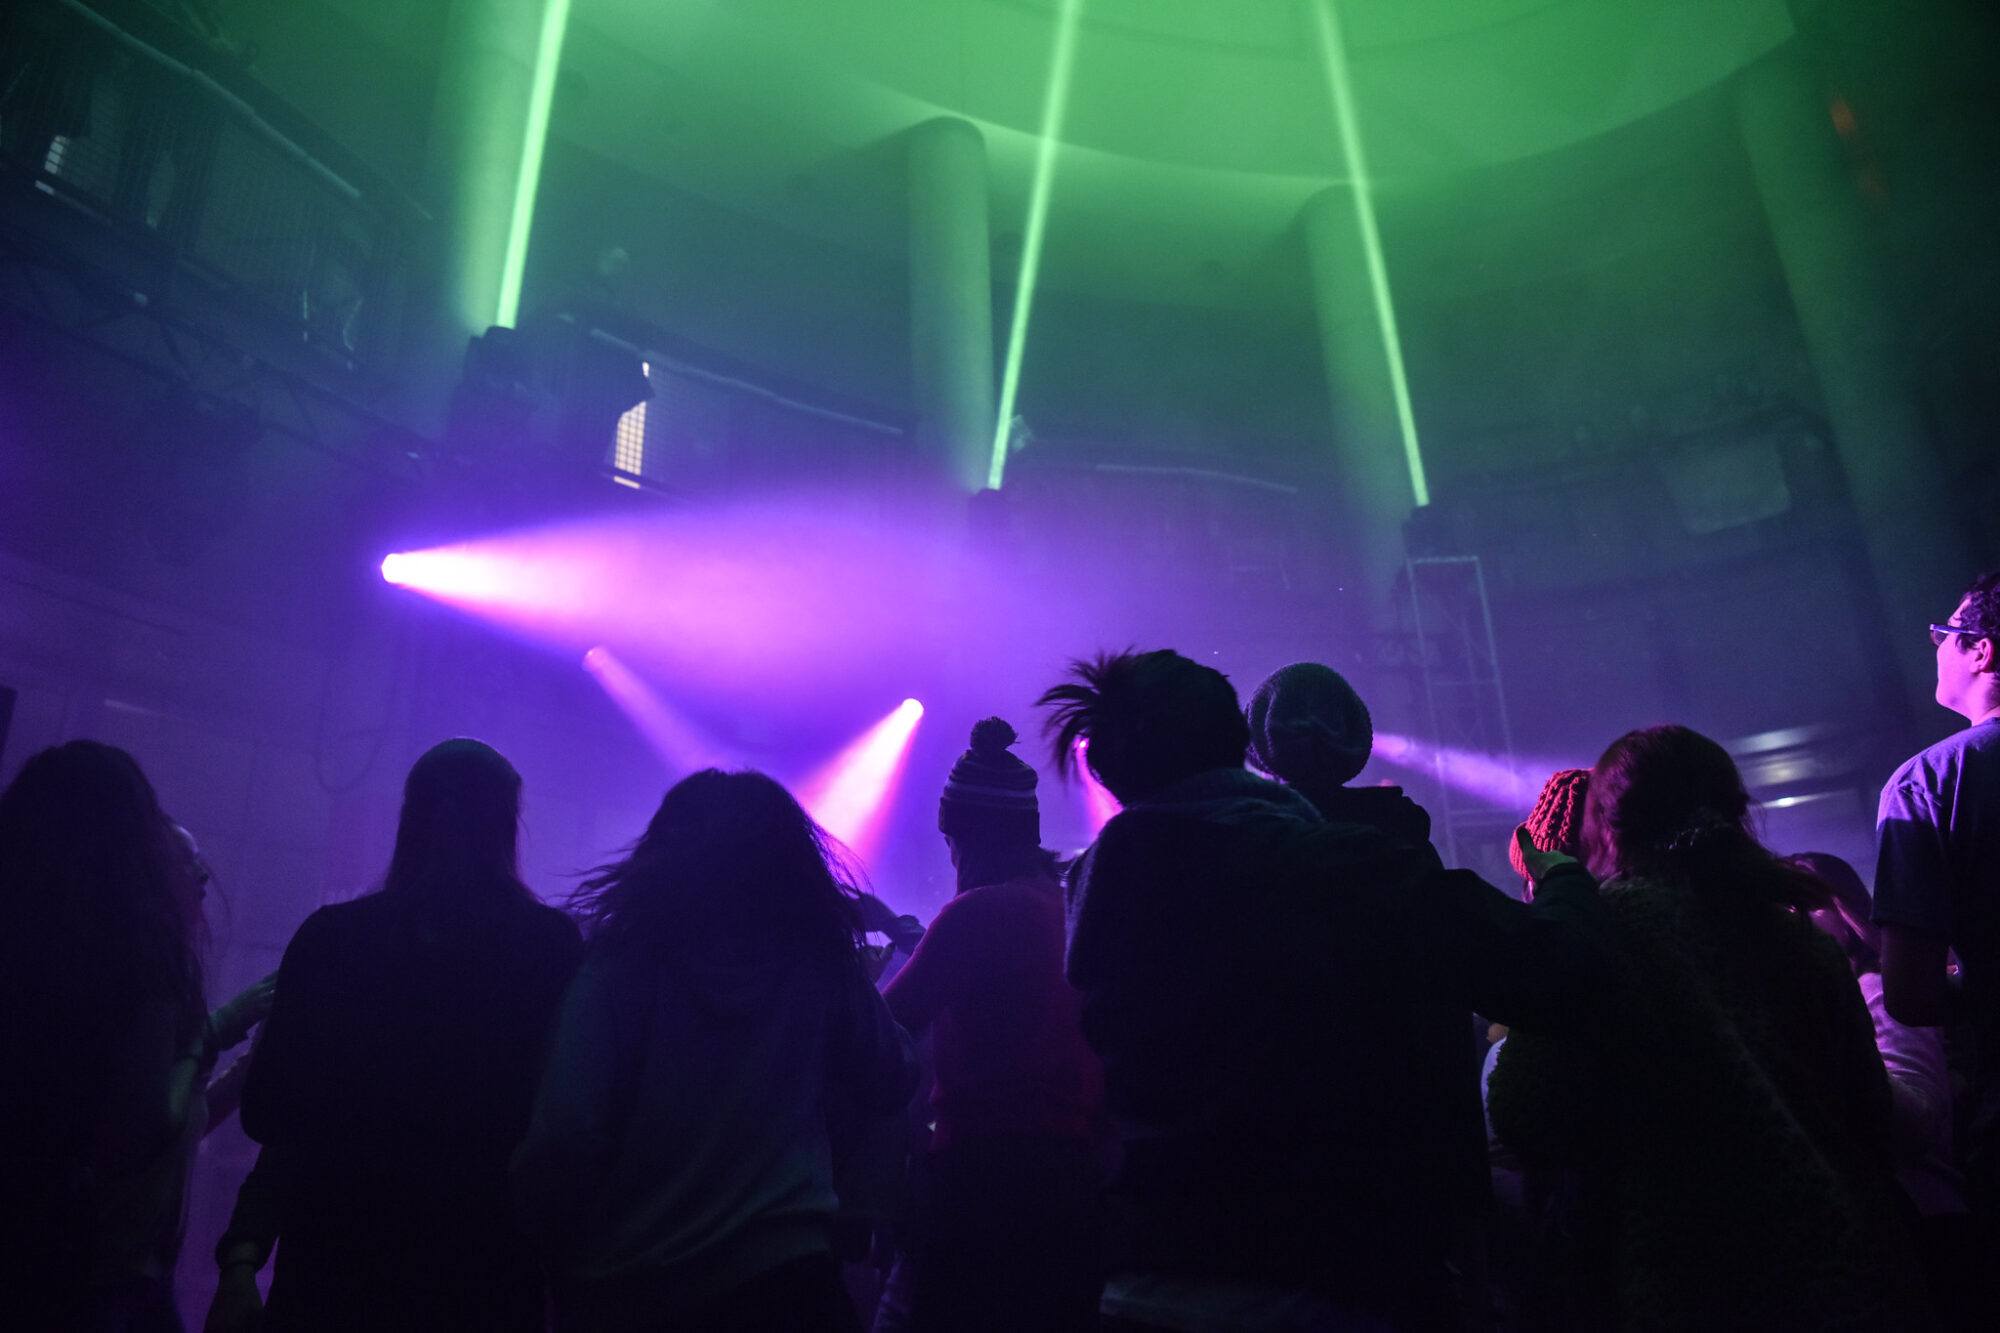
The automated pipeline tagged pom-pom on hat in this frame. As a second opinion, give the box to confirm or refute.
[939,717,1040,848]
[1245,663,1372,789]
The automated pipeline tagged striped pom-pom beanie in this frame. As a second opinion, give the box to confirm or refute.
[938,717,1040,849]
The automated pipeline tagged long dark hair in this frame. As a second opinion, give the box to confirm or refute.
[0,740,205,1023]
[0,741,206,1291]
[572,768,862,959]
[379,739,534,918]
[1583,725,1818,911]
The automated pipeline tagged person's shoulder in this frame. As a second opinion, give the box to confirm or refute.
[295,893,381,938]
[1285,813,1435,874]
[505,896,585,963]
[519,896,581,938]
[1905,720,2000,774]
[953,874,1063,924]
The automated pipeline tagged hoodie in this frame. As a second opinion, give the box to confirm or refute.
[512,938,919,1332]
[1066,766,1610,1325]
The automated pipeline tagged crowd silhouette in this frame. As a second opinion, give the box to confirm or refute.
[5,566,2000,1332]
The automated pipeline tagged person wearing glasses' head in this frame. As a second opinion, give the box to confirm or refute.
[1874,568,2000,1213]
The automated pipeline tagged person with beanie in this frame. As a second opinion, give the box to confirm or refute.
[1246,661,1433,850]
[1042,651,1618,1332]
[1510,770,1590,892]
[878,717,1105,1333]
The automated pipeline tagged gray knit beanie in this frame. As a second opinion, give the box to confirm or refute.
[1245,663,1372,788]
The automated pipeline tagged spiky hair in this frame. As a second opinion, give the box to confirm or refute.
[1036,649,1248,804]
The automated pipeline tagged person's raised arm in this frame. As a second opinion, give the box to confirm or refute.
[1419,828,1618,1034]
[832,952,922,1117]
[881,896,973,1037]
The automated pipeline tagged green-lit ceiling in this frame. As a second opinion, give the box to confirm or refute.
[552,0,1794,301]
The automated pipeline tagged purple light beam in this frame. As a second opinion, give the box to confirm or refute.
[798,698,925,864]
[581,646,734,774]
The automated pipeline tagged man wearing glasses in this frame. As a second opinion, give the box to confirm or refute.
[1874,569,2000,1212]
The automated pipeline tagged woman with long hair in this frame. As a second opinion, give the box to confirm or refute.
[0,741,264,1331]
[513,768,919,1333]
[1491,725,1911,1331]
[238,738,582,1332]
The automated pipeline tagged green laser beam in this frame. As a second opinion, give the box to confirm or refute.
[989,0,1085,491]
[1310,0,1429,508]
[497,0,573,330]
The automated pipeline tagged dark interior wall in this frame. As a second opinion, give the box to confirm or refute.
[1402,207,1816,484]
[1007,284,1330,465]
[224,0,449,194]
[524,140,913,416]
[1795,0,2000,560]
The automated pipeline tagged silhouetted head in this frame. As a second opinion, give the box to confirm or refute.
[1245,662,1373,792]
[0,739,207,1176]
[382,739,530,912]
[1584,724,1815,910]
[0,740,204,990]
[0,741,211,1301]
[1039,649,1248,806]
[938,716,1041,855]
[575,768,861,957]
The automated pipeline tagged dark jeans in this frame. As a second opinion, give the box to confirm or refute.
[898,1135,1102,1333]
[658,1254,862,1333]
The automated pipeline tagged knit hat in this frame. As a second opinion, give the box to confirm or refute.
[938,717,1040,848]
[1509,768,1590,880]
[1245,663,1372,789]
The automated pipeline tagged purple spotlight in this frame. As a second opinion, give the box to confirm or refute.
[1374,733,1578,809]
[1075,739,1120,838]
[357,501,1001,703]
[581,646,733,774]
[799,699,925,864]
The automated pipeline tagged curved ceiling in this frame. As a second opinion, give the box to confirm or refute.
[557,0,1795,303]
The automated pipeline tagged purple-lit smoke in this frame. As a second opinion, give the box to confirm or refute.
[376,502,981,702]
[581,646,734,774]
[798,698,926,863]
[1373,732,1581,810]
[1075,740,1121,838]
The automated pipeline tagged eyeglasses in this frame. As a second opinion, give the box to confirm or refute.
[1931,623,1985,647]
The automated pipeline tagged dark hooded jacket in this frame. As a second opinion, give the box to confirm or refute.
[512,935,919,1332]
[1066,767,1610,1322]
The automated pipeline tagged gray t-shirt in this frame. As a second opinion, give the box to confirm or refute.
[1873,717,2000,1193]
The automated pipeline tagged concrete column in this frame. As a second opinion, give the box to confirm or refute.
[1302,186,1416,620]
[1735,44,1968,713]
[908,117,996,493]
[405,0,546,432]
